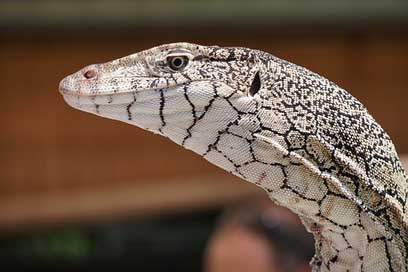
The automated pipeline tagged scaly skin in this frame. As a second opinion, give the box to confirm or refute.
[60,43,408,271]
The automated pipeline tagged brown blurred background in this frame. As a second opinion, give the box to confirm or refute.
[0,0,408,271]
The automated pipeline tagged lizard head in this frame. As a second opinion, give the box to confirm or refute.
[60,42,264,153]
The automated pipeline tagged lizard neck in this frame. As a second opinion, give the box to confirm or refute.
[263,164,407,272]
[181,132,407,271]
[159,99,407,271]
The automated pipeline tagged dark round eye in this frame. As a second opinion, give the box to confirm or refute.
[167,56,189,71]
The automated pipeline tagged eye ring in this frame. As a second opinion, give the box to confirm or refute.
[167,56,189,71]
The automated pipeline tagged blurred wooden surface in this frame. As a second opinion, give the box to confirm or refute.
[1,28,407,230]
[0,174,264,232]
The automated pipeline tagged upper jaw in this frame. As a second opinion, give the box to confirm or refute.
[58,54,150,97]
[59,74,174,97]
[58,44,196,97]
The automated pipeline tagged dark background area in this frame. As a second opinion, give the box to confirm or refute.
[1,0,407,271]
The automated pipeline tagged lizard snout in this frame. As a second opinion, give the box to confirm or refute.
[59,64,102,96]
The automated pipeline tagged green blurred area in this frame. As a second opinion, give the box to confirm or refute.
[1,0,408,28]
[3,230,90,260]
[0,210,218,271]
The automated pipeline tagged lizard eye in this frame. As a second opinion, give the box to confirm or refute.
[167,56,189,71]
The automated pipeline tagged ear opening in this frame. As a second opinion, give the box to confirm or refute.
[249,71,261,96]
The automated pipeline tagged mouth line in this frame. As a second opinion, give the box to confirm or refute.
[59,87,162,97]
[59,86,77,96]
[59,83,168,97]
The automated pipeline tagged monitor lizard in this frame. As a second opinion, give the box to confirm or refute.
[59,42,408,271]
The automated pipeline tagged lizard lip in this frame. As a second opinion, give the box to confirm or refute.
[59,86,73,95]
[59,75,171,97]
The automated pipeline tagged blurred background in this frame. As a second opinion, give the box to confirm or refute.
[1,0,408,271]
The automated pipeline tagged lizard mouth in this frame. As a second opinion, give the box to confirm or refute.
[59,75,172,97]
[59,76,177,110]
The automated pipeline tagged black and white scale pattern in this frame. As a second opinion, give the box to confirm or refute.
[60,42,408,271]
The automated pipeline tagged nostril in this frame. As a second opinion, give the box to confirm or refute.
[84,70,97,79]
